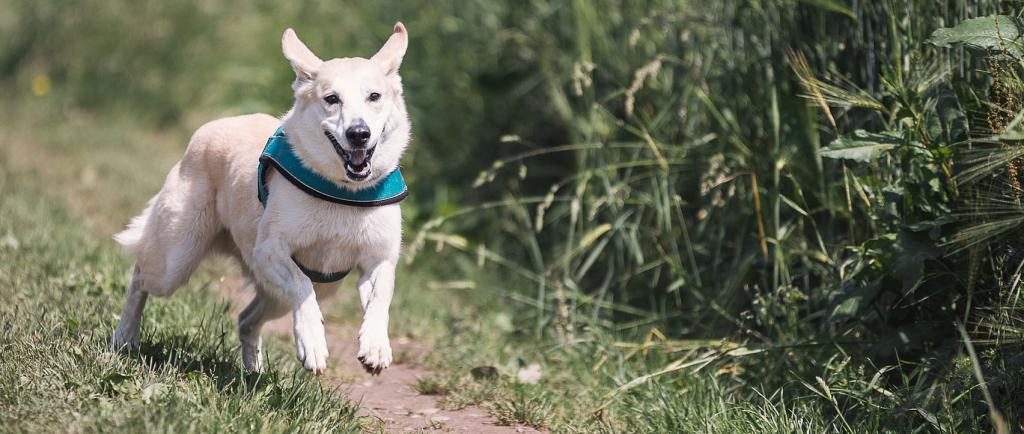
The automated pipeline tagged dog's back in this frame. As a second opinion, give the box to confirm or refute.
[114,113,278,295]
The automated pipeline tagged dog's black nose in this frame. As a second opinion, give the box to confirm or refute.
[345,122,372,147]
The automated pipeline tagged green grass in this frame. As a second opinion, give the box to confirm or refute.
[408,320,1008,433]
[0,164,362,432]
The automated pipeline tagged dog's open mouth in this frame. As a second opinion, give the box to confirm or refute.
[325,131,374,181]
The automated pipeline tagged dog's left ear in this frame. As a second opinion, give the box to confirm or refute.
[371,22,408,77]
[282,28,323,83]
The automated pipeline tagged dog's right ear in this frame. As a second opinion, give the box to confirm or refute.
[282,28,322,85]
[371,22,408,77]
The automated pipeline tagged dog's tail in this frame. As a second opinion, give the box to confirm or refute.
[113,195,157,256]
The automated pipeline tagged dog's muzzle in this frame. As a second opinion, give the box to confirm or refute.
[325,131,375,181]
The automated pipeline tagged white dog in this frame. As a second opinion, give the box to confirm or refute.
[109,23,412,375]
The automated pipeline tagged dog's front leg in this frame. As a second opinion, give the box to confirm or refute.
[356,260,396,374]
[252,234,328,374]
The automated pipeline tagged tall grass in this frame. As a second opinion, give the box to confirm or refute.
[409,2,965,336]
[408,0,1024,430]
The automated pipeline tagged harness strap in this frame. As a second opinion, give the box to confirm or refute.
[256,127,409,284]
[292,256,350,284]
[257,128,408,208]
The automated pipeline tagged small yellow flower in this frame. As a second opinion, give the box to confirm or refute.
[31,73,51,97]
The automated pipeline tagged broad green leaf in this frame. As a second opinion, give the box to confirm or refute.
[892,230,941,291]
[830,281,880,321]
[831,296,862,319]
[928,15,1024,58]
[820,129,900,162]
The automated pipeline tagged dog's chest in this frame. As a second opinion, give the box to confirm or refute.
[278,195,402,274]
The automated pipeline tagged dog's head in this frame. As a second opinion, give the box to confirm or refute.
[280,23,410,189]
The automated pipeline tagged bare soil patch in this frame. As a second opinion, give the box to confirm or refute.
[222,277,543,433]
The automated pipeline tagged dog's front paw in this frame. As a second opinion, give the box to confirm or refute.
[240,337,263,372]
[357,327,392,375]
[108,326,140,351]
[293,308,329,375]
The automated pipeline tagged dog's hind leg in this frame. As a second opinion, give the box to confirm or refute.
[119,158,223,294]
[111,162,220,348]
[238,288,289,372]
[109,264,148,349]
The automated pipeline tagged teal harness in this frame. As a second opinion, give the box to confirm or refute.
[257,127,408,283]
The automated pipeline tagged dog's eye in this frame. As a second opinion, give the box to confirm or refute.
[323,94,340,105]
[368,92,381,102]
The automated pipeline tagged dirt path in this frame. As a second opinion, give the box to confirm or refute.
[222,278,542,433]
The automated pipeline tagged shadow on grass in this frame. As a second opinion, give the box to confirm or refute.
[104,324,363,430]
[135,340,265,390]
[114,314,276,394]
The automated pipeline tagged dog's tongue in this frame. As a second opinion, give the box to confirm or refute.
[348,149,368,167]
